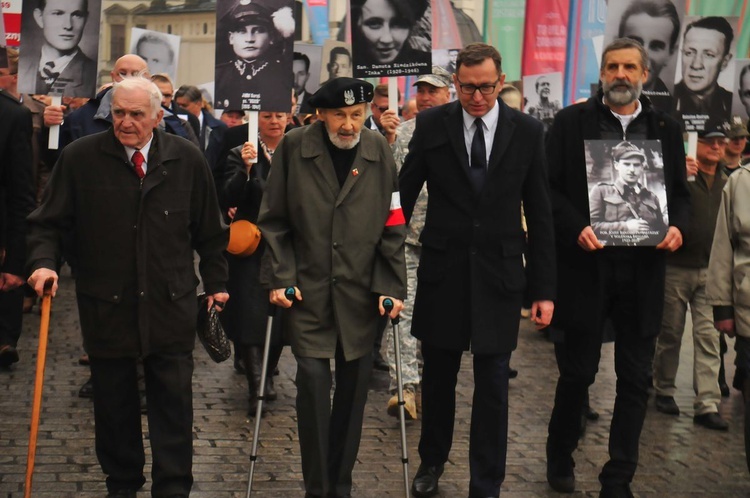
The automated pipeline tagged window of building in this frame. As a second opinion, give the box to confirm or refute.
[110,24,125,61]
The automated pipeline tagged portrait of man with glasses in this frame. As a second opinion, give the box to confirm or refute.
[399,42,556,498]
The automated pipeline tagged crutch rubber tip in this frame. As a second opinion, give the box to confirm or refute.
[250,455,258,461]
[401,458,409,463]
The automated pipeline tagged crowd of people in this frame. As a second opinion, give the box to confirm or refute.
[2,23,750,498]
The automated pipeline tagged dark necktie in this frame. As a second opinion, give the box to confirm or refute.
[41,61,59,85]
[469,118,487,192]
[132,150,145,179]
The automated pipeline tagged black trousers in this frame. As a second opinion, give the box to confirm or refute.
[0,285,24,347]
[418,342,511,498]
[295,344,372,497]
[90,351,194,496]
[547,256,656,488]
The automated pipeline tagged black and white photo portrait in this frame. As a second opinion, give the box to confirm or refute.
[733,58,750,121]
[350,0,431,78]
[319,40,353,85]
[604,0,686,112]
[523,72,563,132]
[214,0,295,112]
[586,139,669,246]
[293,43,322,114]
[130,28,180,82]
[17,0,100,97]
[673,16,739,131]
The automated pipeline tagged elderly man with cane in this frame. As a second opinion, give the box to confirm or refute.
[26,77,228,497]
[258,77,407,498]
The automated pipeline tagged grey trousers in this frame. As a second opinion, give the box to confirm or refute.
[295,345,373,497]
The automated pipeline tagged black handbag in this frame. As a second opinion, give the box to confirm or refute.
[196,293,231,363]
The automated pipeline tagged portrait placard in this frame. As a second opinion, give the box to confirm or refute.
[17,0,101,97]
[350,0,432,78]
[130,28,180,83]
[214,0,295,112]
[732,58,750,121]
[602,0,687,113]
[586,139,668,247]
[0,4,7,69]
[523,72,563,131]
[673,15,739,132]
[293,42,322,115]
[320,40,353,85]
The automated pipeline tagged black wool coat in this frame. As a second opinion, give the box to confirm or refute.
[27,128,228,357]
[399,100,556,354]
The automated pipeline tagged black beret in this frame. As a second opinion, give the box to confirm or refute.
[308,77,374,109]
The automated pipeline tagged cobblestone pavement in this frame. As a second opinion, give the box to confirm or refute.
[2,269,750,497]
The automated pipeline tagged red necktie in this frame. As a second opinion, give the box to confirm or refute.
[132,150,145,179]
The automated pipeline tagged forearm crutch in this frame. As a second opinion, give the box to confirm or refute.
[25,278,54,498]
[383,298,410,498]
[246,287,295,498]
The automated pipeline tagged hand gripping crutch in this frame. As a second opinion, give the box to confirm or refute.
[246,286,295,498]
[383,298,411,498]
[25,278,55,498]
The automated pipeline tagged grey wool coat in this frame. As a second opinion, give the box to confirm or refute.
[258,121,407,361]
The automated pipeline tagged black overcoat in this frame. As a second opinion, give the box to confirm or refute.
[399,100,556,354]
[26,128,228,357]
[546,95,691,337]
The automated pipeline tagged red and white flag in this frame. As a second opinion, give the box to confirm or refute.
[385,192,405,227]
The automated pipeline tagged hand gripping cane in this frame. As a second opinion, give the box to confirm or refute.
[246,287,295,498]
[383,298,411,498]
[25,278,55,498]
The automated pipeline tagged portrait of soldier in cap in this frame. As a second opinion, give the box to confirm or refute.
[524,72,563,132]
[214,0,295,112]
[17,0,100,97]
[350,0,431,78]
[588,140,668,246]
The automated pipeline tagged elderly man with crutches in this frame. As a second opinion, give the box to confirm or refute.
[258,77,407,498]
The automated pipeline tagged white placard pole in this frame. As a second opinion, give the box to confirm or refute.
[48,96,62,150]
[247,111,259,164]
[388,78,398,113]
[687,131,697,182]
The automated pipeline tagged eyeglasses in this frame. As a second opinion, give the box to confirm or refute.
[456,78,500,95]
[372,104,389,112]
[698,137,728,146]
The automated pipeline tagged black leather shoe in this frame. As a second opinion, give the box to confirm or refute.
[412,463,444,497]
[599,483,634,498]
[78,378,94,398]
[0,345,19,367]
[694,412,729,431]
[654,395,679,415]
[508,367,518,379]
[720,377,731,397]
[547,447,575,493]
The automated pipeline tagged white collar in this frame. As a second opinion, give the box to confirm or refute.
[461,101,500,133]
[124,134,154,164]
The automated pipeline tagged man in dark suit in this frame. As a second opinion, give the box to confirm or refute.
[544,38,690,497]
[399,42,556,498]
[0,88,35,367]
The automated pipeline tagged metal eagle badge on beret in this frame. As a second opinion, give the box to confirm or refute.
[307,77,374,109]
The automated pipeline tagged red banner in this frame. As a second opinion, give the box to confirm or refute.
[521,0,570,77]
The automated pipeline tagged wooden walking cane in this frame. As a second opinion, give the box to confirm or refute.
[25,278,54,498]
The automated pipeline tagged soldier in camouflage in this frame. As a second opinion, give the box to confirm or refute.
[386,65,453,420]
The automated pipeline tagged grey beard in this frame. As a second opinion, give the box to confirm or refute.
[603,78,643,107]
[328,130,361,150]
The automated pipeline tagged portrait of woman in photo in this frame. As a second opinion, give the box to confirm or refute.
[214,0,294,112]
[350,0,430,77]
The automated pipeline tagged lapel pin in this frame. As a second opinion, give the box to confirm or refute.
[352,168,359,176]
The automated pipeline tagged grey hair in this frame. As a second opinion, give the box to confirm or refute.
[111,77,163,118]
[600,38,650,73]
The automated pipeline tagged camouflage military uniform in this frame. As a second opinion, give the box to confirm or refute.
[387,118,424,392]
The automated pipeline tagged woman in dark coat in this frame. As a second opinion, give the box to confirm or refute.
[219,111,288,415]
